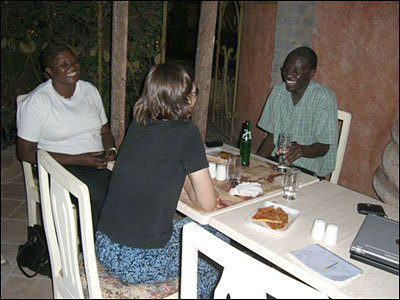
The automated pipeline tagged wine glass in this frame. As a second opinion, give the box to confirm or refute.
[277,133,292,173]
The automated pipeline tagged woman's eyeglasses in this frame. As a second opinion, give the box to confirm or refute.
[191,88,199,96]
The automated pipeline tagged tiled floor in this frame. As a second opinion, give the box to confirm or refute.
[1,173,53,299]
[1,121,232,299]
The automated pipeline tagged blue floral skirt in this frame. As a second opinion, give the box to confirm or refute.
[95,217,229,299]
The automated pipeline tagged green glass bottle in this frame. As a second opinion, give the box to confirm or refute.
[240,120,252,167]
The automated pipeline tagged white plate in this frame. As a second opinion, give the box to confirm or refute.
[246,201,301,233]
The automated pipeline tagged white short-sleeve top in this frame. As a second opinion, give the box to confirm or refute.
[17,79,108,155]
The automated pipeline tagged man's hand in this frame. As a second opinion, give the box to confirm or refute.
[276,142,303,165]
[276,141,330,165]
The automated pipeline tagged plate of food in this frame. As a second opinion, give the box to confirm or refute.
[247,201,300,232]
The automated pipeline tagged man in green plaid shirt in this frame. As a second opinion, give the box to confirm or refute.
[257,47,338,178]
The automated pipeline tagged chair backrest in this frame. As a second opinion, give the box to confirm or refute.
[181,222,328,299]
[37,149,179,299]
[37,149,102,298]
[17,94,28,105]
[17,94,41,226]
[22,160,40,226]
[330,110,352,184]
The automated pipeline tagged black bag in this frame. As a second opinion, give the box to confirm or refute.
[16,225,52,278]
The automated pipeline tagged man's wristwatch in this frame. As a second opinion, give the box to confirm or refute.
[108,147,118,156]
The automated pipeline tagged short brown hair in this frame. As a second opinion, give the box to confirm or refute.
[133,63,194,125]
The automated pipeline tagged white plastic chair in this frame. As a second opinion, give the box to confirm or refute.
[17,94,41,226]
[330,110,352,184]
[22,156,41,226]
[37,150,178,299]
[17,94,81,234]
[181,222,328,299]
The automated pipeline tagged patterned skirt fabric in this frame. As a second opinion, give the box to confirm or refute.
[95,217,229,299]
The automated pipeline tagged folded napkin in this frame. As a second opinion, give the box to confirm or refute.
[229,182,263,198]
[290,243,362,281]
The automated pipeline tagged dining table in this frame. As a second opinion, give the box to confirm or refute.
[207,180,399,299]
[176,144,320,225]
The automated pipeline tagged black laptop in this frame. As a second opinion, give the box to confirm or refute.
[350,214,399,275]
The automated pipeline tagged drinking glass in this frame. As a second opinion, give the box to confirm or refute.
[278,133,292,172]
[282,167,300,200]
[226,154,241,186]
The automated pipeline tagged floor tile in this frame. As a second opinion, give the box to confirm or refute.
[1,199,24,219]
[1,244,19,276]
[1,220,28,245]
[1,275,53,299]
[1,182,27,200]
[7,201,28,222]
[7,174,24,185]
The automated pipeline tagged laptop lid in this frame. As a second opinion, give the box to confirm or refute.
[350,214,399,270]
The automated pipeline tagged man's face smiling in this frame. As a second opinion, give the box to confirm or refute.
[281,54,315,97]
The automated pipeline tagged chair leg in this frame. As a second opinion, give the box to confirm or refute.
[27,197,38,227]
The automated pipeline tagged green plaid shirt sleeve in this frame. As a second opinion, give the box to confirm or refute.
[258,81,338,177]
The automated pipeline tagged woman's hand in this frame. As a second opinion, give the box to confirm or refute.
[101,123,117,164]
[79,152,108,169]
[214,188,223,211]
[104,148,117,163]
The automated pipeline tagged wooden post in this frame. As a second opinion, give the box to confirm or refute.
[192,1,218,141]
[161,1,168,63]
[97,1,104,95]
[111,1,128,148]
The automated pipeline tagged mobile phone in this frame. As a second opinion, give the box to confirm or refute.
[357,203,386,217]
[206,140,223,147]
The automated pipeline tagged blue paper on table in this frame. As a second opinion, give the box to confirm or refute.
[290,244,363,281]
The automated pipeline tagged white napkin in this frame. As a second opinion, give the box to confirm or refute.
[290,244,362,282]
[229,182,263,198]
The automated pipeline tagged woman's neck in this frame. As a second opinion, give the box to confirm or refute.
[52,81,77,99]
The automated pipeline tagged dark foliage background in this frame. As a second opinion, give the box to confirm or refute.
[1,1,163,149]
